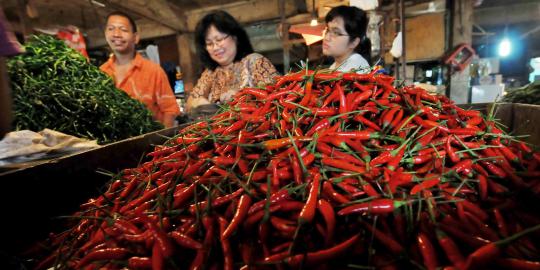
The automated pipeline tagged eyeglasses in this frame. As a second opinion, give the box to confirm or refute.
[205,35,230,49]
[322,28,349,38]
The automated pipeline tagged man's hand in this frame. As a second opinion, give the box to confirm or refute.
[162,113,177,128]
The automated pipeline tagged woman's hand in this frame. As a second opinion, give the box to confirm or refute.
[185,96,211,114]
[219,90,237,103]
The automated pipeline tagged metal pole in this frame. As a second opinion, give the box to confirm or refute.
[400,0,406,82]
[394,0,400,80]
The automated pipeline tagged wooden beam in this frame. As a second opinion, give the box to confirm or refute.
[184,0,298,32]
[105,0,183,31]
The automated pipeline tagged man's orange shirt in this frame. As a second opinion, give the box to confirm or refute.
[100,53,180,124]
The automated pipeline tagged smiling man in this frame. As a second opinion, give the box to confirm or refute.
[100,11,179,128]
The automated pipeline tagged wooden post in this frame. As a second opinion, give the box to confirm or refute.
[279,0,290,73]
[393,0,400,80]
[399,0,406,82]
[448,0,473,104]
[17,0,29,40]
[176,33,197,97]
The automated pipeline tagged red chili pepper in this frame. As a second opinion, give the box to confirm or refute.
[265,234,360,267]
[480,160,507,178]
[190,216,215,270]
[299,171,321,224]
[436,230,465,269]
[336,82,348,117]
[354,114,381,131]
[446,137,461,163]
[310,107,339,116]
[344,73,375,82]
[492,208,508,238]
[173,182,197,209]
[123,230,152,243]
[140,217,174,258]
[170,231,202,249]
[321,157,366,173]
[461,200,489,221]
[175,136,202,145]
[113,219,141,235]
[270,216,297,235]
[77,248,129,268]
[248,189,290,215]
[317,199,336,245]
[217,217,234,270]
[410,178,440,195]
[242,87,269,99]
[262,136,312,150]
[306,118,330,136]
[152,241,164,270]
[389,108,404,129]
[387,148,404,171]
[322,181,350,204]
[362,221,404,255]
[317,142,364,166]
[350,90,373,110]
[120,182,171,213]
[478,174,488,200]
[222,194,252,239]
[370,151,392,168]
[457,109,481,118]
[417,232,438,270]
[451,159,473,176]
[382,106,400,129]
[495,258,540,270]
[338,198,406,216]
[448,127,483,136]
[326,131,379,140]
[438,223,490,248]
[128,257,152,269]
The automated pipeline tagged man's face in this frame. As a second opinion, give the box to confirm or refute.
[105,15,139,55]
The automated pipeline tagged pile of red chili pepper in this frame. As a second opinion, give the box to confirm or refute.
[34,70,540,270]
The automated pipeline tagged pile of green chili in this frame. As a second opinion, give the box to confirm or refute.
[503,81,540,105]
[7,35,163,144]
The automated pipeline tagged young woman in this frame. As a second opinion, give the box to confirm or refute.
[322,5,371,72]
[187,11,278,111]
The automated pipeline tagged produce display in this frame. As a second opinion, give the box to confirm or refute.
[33,70,540,269]
[503,81,540,105]
[7,35,163,144]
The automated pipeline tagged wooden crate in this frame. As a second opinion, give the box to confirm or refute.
[0,126,182,258]
[489,103,540,147]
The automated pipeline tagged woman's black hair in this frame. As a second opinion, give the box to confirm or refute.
[325,5,371,65]
[195,11,254,70]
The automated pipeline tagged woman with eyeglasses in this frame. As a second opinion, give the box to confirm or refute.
[187,11,278,112]
[322,6,371,72]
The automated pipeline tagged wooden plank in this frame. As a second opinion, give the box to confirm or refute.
[512,103,540,147]
[318,0,349,19]
[184,0,298,32]
[384,12,446,63]
[107,0,183,31]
